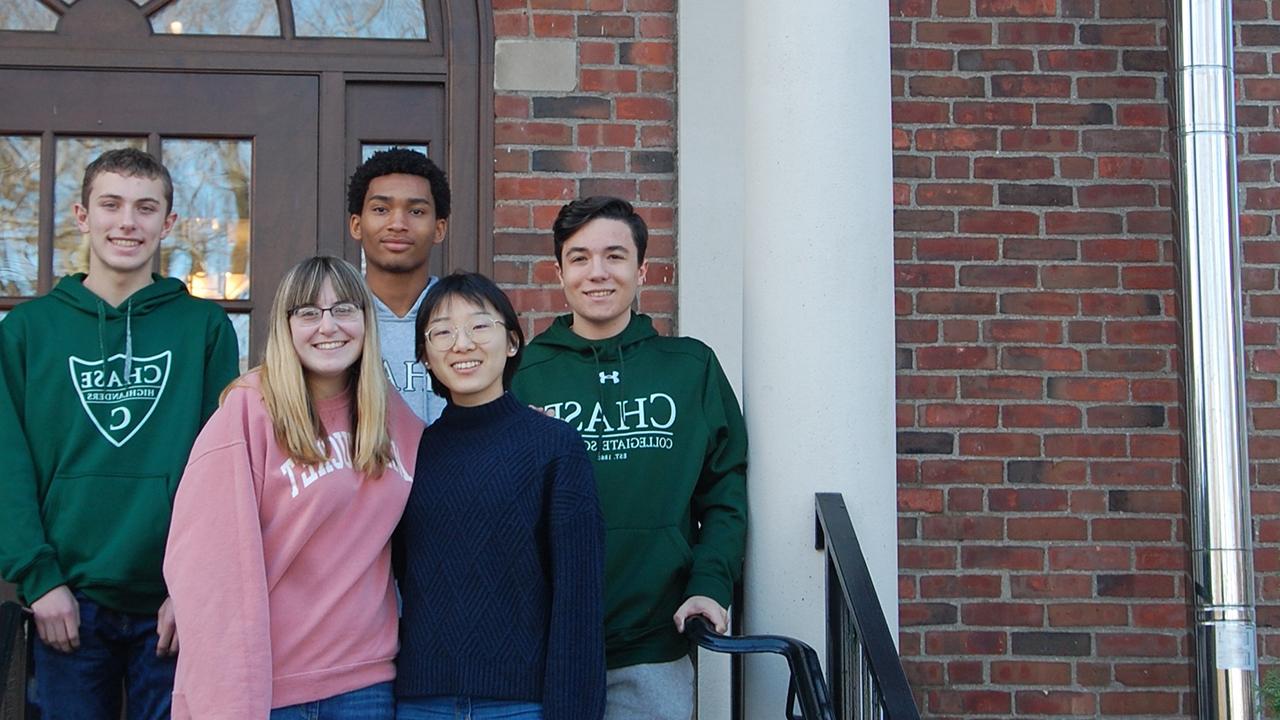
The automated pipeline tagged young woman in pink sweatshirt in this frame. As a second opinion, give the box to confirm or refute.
[164,256,422,719]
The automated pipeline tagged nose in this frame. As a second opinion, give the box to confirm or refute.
[317,309,340,332]
[450,327,476,351]
[388,207,409,230]
[588,256,608,279]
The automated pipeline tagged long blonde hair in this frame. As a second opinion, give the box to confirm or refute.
[250,256,394,477]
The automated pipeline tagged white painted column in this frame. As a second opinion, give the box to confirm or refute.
[739,0,896,716]
[677,4,744,718]
[679,0,895,717]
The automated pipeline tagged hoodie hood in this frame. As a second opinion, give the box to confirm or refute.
[525,312,658,360]
[49,273,190,317]
[522,313,659,412]
[49,273,193,379]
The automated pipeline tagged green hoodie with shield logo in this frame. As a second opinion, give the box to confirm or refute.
[512,312,747,669]
[0,273,238,614]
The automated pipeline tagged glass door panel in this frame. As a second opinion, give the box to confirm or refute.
[0,136,40,296]
[161,139,253,301]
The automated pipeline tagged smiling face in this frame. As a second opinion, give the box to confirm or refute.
[557,218,647,341]
[423,295,518,408]
[74,171,176,286]
[349,173,447,282]
[290,277,366,399]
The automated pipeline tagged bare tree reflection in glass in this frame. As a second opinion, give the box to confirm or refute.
[0,3,59,31]
[152,0,280,36]
[161,139,252,300]
[294,0,427,39]
[362,144,429,161]
[53,137,147,280]
[0,136,41,296]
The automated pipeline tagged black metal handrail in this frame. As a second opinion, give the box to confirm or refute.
[815,492,921,720]
[685,615,835,720]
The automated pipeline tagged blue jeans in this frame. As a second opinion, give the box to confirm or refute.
[31,593,175,720]
[270,681,394,719]
[398,696,544,719]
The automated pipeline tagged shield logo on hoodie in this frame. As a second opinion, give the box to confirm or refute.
[68,351,172,448]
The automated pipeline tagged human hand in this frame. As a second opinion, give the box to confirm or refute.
[156,597,179,656]
[673,595,728,634]
[31,585,80,653]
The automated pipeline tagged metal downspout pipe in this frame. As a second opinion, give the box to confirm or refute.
[1168,1,1258,717]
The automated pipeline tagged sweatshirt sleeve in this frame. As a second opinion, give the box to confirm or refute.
[0,315,66,604]
[164,396,273,720]
[542,440,606,720]
[201,310,240,425]
[684,350,748,609]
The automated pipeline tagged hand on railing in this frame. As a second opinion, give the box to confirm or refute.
[683,616,835,720]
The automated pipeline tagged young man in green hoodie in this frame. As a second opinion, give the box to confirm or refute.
[0,148,239,719]
[512,196,747,719]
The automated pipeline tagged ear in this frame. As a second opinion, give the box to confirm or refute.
[637,260,648,285]
[555,261,564,286]
[160,211,178,239]
[433,218,448,246]
[73,203,90,234]
[348,214,363,241]
[507,330,521,355]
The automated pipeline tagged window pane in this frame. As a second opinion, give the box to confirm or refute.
[0,136,41,297]
[362,143,429,161]
[151,0,280,36]
[0,3,58,31]
[53,137,147,280]
[295,0,426,39]
[161,139,252,300]
[230,313,250,373]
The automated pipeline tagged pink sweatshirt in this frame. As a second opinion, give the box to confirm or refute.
[164,372,421,719]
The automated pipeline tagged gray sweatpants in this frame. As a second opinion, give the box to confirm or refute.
[604,657,695,720]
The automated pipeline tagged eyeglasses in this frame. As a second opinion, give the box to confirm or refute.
[289,302,362,326]
[424,317,506,351]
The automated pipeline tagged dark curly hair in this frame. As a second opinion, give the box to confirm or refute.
[346,148,451,219]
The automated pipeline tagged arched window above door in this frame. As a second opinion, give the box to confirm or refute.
[3,0,431,39]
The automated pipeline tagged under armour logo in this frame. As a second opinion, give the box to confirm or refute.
[599,371,620,384]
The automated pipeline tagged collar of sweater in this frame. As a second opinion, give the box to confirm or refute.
[436,391,523,431]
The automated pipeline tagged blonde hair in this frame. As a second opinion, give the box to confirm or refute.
[249,256,394,477]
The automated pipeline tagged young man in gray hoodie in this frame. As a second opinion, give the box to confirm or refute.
[347,148,451,424]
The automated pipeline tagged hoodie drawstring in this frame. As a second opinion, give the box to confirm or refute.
[124,299,133,382]
[94,298,135,384]
[95,300,108,369]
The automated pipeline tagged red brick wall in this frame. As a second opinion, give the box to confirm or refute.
[891,0,1179,715]
[491,0,677,337]
[893,0,1280,716]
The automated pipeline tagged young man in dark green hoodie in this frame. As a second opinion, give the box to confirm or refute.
[512,196,747,719]
[0,148,239,720]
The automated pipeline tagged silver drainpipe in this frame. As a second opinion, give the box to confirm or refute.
[1168,1,1258,717]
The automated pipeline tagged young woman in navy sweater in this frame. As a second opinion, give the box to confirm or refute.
[394,272,605,720]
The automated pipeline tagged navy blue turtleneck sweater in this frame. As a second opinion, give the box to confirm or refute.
[394,392,606,720]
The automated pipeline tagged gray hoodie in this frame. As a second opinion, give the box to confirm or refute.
[375,281,445,424]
